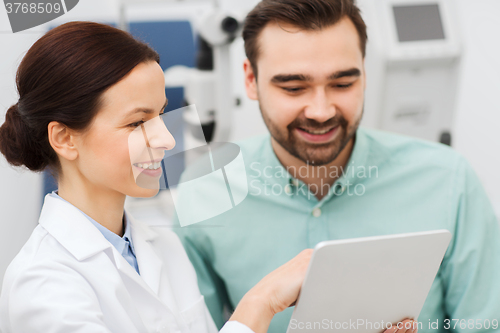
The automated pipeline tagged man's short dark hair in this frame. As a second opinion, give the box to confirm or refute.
[242,0,368,77]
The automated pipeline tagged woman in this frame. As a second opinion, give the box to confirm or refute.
[0,22,415,333]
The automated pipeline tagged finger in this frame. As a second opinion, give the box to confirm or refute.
[396,320,416,333]
[407,320,418,333]
[387,321,405,333]
[382,325,398,333]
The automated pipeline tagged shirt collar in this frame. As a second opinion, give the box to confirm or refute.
[49,191,137,257]
[122,213,137,256]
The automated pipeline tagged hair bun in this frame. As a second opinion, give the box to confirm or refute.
[0,103,48,171]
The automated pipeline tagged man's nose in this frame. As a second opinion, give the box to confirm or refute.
[303,89,336,123]
[143,117,176,151]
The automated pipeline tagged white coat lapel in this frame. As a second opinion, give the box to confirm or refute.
[131,225,162,295]
[98,214,166,302]
[129,216,180,313]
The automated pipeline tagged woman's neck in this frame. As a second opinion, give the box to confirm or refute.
[57,176,126,237]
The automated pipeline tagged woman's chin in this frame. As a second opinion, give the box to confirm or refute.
[129,172,162,197]
[129,186,160,198]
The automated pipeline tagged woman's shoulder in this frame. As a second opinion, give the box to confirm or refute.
[1,224,86,289]
[0,224,94,325]
[0,223,109,333]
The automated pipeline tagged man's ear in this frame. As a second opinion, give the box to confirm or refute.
[243,59,258,101]
[47,121,78,162]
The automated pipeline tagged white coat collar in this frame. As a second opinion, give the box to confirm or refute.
[38,194,165,297]
[38,194,159,261]
[39,194,113,261]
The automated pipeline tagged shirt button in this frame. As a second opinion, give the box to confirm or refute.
[291,179,300,187]
[335,184,345,195]
[285,184,293,195]
[312,207,322,218]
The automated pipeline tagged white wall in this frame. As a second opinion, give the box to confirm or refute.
[453,0,500,216]
[0,11,44,288]
[0,0,499,287]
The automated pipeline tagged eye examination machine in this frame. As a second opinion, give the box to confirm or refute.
[163,7,244,146]
[358,0,461,145]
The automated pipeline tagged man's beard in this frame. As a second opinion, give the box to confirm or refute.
[260,106,362,166]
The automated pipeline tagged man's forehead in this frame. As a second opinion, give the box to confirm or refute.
[256,18,364,79]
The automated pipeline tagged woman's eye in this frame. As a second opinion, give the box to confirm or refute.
[129,120,145,127]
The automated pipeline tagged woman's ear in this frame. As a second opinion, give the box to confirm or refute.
[47,121,78,161]
[243,59,258,101]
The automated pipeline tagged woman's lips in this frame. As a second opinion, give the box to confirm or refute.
[133,160,163,177]
[295,126,339,143]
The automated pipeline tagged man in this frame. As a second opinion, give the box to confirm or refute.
[174,0,500,332]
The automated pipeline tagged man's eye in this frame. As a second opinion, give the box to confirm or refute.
[282,87,304,93]
[336,83,353,89]
[129,120,145,127]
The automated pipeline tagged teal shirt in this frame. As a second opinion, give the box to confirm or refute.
[174,127,500,333]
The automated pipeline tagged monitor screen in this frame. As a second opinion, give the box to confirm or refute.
[393,4,445,42]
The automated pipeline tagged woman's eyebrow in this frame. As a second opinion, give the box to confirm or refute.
[125,99,168,117]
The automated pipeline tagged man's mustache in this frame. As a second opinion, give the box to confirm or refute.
[287,115,348,131]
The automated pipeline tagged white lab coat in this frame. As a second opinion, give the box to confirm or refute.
[0,195,252,333]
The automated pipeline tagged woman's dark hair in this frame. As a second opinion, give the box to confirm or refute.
[0,21,160,172]
[243,0,367,77]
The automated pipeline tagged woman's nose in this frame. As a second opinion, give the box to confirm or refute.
[143,116,176,151]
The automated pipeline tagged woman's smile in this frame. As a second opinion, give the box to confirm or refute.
[133,160,163,177]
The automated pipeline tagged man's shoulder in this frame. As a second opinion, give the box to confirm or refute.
[359,127,464,171]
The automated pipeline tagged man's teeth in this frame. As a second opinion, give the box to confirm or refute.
[302,128,333,135]
[136,162,161,170]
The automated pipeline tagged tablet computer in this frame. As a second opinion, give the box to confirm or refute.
[287,230,451,333]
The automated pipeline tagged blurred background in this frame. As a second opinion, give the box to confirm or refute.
[0,0,499,286]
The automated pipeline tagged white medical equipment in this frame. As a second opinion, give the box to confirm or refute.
[117,0,247,146]
[359,0,461,145]
[163,8,245,146]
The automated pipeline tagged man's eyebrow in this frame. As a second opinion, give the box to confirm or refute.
[125,99,168,116]
[270,69,361,83]
[271,74,312,83]
[328,68,361,80]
